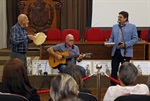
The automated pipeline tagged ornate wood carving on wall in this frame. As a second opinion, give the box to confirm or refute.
[18,0,62,33]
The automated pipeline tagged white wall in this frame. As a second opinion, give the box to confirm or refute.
[0,0,7,49]
[92,0,150,27]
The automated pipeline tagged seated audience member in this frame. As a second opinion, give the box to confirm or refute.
[64,63,91,93]
[0,58,40,101]
[50,74,78,101]
[147,76,150,91]
[103,62,149,101]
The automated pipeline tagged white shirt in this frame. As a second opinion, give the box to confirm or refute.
[103,84,149,101]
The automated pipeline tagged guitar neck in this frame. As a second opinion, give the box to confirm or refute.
[63,55,79,59]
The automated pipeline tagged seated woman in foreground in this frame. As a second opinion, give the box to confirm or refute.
[103,62,149,101]
[64,63,91,93]
[0,58,40,101]
[50,74,79,101]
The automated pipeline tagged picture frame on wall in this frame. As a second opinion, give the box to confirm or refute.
[77,60,93,76]
[93,60,111,76]
[131,60,150,75]
[32,60,52,75]
[27,57,32,75]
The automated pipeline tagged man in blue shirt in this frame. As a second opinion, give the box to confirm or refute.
[106,11,138,85]
[47,34,86,78]
[10,14,35,66]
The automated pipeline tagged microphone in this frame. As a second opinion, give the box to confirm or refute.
[117,20,123,27]
[117,20,127,60]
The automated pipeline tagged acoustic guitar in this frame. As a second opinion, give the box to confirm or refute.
[49,51,93,69]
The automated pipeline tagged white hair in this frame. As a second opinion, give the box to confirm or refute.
[17,14,27,23]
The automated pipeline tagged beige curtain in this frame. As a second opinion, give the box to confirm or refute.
[0,0,7,49]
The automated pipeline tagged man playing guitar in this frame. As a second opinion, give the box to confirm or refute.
[47,34,86,78]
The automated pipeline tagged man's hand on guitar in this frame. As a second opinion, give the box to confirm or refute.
[77,54,83,62]
[56,54,62,60]
[79,54,84,59]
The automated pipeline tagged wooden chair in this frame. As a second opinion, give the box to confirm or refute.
[140,29,149,41]
[103,29,112,41]
[85,28,104,41]
[61,29,80,42]
[46,28,61,41]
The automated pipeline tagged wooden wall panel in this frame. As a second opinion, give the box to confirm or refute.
[18,0,62,33]
[7,0,90,46]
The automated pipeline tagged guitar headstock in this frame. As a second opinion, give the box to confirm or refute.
[83,53,93,58]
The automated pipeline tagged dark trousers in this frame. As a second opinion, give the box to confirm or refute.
[111,49,131,85]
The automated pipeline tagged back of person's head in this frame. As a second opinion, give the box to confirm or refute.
[118,62,138,86]
[50,74,78,101]
[147,76,150,90]
[64,63,83,89]
[2,58,31,94]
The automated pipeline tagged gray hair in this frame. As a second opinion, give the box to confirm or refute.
[17,14,27,23]
[50,74,78,101]
[119,62,138,86]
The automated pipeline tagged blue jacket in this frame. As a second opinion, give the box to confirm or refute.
[109,22,138,57]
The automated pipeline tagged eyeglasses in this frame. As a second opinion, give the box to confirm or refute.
[118,16,123,18]
[68,40,74,42]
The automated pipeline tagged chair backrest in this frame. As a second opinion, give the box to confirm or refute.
[61,29,80,42]
[114,94,150,101]
[46,28,61,41]
[147,76,150,91]
[103,29,112,41]
[140,29,149,41]
[85,28,104,41]
[0,93,29,101]
[78,92,97,101]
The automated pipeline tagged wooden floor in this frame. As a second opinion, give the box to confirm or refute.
[39,88,107,101]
